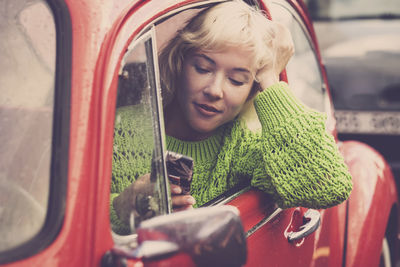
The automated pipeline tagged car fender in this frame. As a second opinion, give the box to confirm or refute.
[339,140,398,267]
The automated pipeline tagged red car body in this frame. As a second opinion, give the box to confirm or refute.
[0,0,399,266]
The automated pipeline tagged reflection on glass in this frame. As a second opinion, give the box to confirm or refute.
[0,0,55,252]
[111,33,168,236]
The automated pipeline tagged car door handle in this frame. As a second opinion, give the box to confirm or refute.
[287,209,321,242]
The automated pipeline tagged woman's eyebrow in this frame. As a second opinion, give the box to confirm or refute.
[232,67,251,74]
[195,54,251,74]
[194,54,215,65]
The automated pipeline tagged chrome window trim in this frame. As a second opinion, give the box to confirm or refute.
[210,185,283,238]
[112,27,168,245]
[147,26,171,215]
[246,208,283,238]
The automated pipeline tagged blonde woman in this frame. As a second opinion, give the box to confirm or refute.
[112,0,352,232]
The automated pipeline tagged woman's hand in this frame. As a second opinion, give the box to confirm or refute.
[113,173,196,225]
[256,22,295,90]
[113,173,153,225]
[170,184,196,211]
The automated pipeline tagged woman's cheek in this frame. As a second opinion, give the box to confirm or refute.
[228,87,252,107]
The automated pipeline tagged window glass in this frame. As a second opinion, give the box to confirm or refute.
[111,30,169,236]
[270,2,326,112]
[0,0,55,251]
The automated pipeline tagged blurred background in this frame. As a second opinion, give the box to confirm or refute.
[304,0,400,190]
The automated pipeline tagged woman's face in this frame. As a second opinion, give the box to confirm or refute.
[168,46,256,140]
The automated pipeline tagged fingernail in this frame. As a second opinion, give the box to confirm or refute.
[171,186,181,194]
[186,196,196,205]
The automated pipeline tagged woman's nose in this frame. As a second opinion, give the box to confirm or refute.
[203,73,223,100]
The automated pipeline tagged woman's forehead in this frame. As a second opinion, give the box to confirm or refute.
[189,47,257,73]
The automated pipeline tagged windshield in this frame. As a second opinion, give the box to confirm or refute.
[306,0,400,20]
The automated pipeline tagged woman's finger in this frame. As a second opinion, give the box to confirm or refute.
[170,184,182,195]
[172,194,196,208]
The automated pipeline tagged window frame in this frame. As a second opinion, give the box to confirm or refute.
[0,0,71,263]
[110,0,329,245]
[110,1,228,246]
[145,28,171,216]
[112,27,172,243]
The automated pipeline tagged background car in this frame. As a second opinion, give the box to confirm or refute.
[305,0,400,188]
[0,0,399,266]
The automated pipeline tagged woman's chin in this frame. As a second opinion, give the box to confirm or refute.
[189,122,219,139]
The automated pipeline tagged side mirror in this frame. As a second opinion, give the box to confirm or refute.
[106,206,247,267]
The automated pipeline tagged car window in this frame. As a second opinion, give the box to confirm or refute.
[270,0,327,113]
[110,29,170,236]
[0,0,55,252]
[110,4,254,234]
[109,1,328,234]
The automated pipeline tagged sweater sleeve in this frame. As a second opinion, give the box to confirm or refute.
[251,82,352,209]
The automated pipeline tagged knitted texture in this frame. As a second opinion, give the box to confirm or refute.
[112,105,154,194]
[110,104,154,234]
[110,82,353,232]
[252,82,353,208]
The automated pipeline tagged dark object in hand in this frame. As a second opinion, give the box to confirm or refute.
[166,151,194,195]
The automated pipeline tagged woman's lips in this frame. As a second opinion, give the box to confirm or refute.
[194,103,222,116]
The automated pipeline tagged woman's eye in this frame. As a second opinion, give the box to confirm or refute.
[229,78,244,86]
[194,65,210,74]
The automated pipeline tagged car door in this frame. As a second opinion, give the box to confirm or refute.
[99,0,348,266]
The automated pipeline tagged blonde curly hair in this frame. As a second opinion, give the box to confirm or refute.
[159,0,277,106]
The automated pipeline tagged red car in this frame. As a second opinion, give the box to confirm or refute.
[0,0,399,266]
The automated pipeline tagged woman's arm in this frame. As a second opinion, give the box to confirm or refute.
[251,82,353,209]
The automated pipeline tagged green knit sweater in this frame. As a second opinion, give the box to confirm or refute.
[111,82,353,233]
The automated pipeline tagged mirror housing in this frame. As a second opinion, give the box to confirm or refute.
[108,206,247,266]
